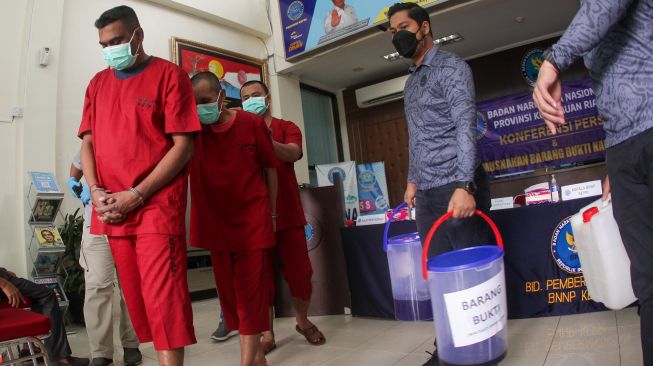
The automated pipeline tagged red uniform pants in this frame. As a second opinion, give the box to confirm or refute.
[275,226,313,301]
[210,249,274,335]
[109,234,196,350]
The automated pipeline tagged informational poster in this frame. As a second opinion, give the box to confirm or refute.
[356,162,390,216]
[477,78,605,178]
[32,251,64,277]
[316,161,359,222]
[29,172,61,193]
[29,197,63,225]
[34,226,65,251]
[279,0,447,59]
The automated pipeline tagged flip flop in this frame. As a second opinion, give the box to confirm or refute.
[295,324,326,346]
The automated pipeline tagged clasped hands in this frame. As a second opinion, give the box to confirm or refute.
[91,188,143,224]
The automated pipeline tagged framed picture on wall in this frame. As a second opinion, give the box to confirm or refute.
[170,37,268,103]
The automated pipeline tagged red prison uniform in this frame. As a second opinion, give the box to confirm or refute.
[77,57,200,350]
[270,118,313,301]
[189,111,278,335]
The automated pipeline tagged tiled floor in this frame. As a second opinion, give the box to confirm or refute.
[64,298,643,365]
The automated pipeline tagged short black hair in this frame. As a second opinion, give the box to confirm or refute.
[95,5,140,31]
[191,72,222,93]
[241,80,269,95]
[387,2,432,36]
[41,229,53,236]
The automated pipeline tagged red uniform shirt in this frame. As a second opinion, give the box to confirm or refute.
[77,57,201,236]
[270,118,307,231]
[189,111,278,252]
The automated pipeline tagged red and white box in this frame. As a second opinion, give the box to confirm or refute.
[525,182,552,206]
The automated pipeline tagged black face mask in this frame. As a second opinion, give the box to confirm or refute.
[392,29,424,58]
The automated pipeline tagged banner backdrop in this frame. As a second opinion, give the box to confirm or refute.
[316,161,359,221]
[356,162,390,216]
[278,0,446,59]
[477,78,605,178]
[340,197,610,320]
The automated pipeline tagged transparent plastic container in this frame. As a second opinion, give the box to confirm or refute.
[383,203,432,321]
[421,211,507,366]
[570,197,636,310]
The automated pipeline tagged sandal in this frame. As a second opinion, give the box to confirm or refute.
[261,339,276,354]
[295,324,326,345]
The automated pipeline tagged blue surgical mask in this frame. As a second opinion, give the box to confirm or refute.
[102,28,141,70]
[197,102,221,124]
[242,96,268,115]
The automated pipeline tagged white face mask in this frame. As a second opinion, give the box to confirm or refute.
[102,27,141,70]
[242,96,269,115]
[196,90,223,125]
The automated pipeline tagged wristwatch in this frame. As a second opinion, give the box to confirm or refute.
[542,47,559,72]
[455,181,477,195]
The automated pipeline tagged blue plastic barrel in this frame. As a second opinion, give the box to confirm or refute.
[383,203,432,321]
[421,211,508,365]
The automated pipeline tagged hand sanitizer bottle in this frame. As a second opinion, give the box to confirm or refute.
[551,174,560,203]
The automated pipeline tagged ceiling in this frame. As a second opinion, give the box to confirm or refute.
[280,0,580,91]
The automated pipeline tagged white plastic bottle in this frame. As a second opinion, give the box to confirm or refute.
[550,174,560,203]
[570,197,636,309]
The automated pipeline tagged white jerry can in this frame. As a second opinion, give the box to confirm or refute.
[570,197,637,310]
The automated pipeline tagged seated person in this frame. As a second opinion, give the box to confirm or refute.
[0,267,89,366]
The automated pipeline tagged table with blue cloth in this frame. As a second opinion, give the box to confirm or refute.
[340,196,609,319]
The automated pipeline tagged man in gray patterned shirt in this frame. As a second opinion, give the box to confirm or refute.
[533,0,652,363]
[389,3,492,365]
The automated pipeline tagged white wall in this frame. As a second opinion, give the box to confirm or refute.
[336,90,351,162]
[268,72,310,183]
[0,0,320,274]
[0,0,289,275]
[144,0,272,38]
[55,0,269,205]
[266,0,351,172]
[56,0,274,234]
[0,0,65,276]
[0,1,29,123]
[0,1,29,272]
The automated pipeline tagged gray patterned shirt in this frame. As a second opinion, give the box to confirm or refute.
[404,46,477,190]
[552,0,653,147]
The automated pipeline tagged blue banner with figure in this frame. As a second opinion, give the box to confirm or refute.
[476,78,606,178]
[278,0,447,59]
[356,162,390,216]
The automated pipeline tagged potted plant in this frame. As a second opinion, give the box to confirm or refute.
[59,208,85,325]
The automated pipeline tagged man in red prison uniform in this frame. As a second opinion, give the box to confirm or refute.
[188,72,278,366]
[240,81,326,351]
[77,6,198,366]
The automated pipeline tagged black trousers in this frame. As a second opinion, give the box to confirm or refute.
[0,269,71,362]
[415,166,492,258]
[415,167,492,353]
[606,128,653,365]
